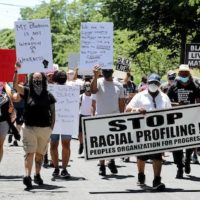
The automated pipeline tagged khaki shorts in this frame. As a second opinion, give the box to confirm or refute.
[22,125,52,155]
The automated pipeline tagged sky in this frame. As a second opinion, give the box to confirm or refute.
[0,0,50,30]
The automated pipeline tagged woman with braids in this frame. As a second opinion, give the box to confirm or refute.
[13,63,56,189]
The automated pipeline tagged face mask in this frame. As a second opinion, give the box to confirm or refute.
[179,76,189,83]
[68,74,74,81]
[148,83,159,93]
[32,79,43,95]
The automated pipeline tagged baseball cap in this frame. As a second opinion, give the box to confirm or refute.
[179,64,190,72]
[167,70,176,80]
[147,73,160,83]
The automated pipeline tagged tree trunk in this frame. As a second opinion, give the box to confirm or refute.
[180,30,187,64]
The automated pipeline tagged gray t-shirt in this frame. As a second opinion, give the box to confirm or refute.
[95,78,124,115]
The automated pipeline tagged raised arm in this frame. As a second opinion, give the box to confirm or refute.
[90,66,100,94]
[13,63,25,95]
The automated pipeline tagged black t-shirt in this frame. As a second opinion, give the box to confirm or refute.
[23,87,56,127]
[0,93,10,122]
[167,80,200,104]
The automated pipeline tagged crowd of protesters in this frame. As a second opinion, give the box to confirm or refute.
[0,62,200,191]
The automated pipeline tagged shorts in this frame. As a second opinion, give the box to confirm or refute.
[51,134,72,142]
[79,114,89,132]
[22,125,52,155]
[137,153,162,161]
[0,121,9,138]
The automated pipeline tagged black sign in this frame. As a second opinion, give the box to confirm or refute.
[115,57,130,72]
[185,43,200,68]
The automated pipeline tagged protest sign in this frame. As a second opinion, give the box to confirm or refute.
[80,22,113,75]
[82,104,200,161]
[113,57,130,79]
[0,49,25,82]
[68,53,80,69]
[48,84,80,136]
[185,43,200,68]
[15,18,53,74]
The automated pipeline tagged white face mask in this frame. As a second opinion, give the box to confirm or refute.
[148,83,159,93]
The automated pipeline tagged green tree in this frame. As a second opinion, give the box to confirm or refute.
[103,0,200,64]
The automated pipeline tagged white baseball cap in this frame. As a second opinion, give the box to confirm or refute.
[179,64,190,72]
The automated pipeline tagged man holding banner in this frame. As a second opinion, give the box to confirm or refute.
[126,73,171,191]
[167,64,200,178]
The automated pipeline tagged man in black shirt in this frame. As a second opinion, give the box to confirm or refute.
[167,64,200,178]
[14,64,56,189]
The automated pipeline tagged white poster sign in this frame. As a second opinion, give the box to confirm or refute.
[83,104,200,161]
[15,19,53,74]
[48,84,80,136]
[68,53,80,69]
[80,22,113,75]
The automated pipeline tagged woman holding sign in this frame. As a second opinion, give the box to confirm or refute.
[13,63,56,189]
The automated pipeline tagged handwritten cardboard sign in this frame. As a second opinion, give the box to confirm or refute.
[68,53,80,69]
[80,22,113,75]
[48,84,80,136]
[15,19,53,74]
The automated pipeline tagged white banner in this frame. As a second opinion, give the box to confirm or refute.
[83,104,200,160]
[48,84,80,136]
[80,22,113,75]
[15,19,53,74]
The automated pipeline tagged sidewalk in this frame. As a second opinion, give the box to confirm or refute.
[1,137,200,200]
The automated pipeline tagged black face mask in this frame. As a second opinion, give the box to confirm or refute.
[32,79,42,86]
[103,71,113,79]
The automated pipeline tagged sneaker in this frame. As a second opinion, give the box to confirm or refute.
[52,168,60,177]
[13,140,18,146]
[78,144,84,155]
[152,176,165,191]
[34,174,43,185]
[99,165,106,176]
[185,162,191,174]
[176,169,183,179]
[60,169,70,178]
[137,173,145,186]
[23,176,32,189]
[107,161,118,174]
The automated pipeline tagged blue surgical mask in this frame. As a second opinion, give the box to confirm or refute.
[179,76,189,83]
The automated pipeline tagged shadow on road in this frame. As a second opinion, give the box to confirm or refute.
[0,175,23,181]
[89,187,200,194]
[25,183,66,192]
[51,176,87,182]
[101,174,134,180]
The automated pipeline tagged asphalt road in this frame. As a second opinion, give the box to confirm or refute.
[1,137,200,200]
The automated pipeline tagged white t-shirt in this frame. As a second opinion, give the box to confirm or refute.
[127,89,172,111]
[95,78,124,115]
[79,93,93,115]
